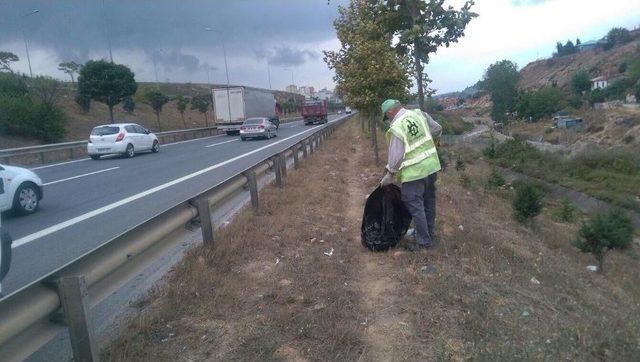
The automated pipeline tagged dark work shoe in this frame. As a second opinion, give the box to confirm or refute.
[404,243,431,252]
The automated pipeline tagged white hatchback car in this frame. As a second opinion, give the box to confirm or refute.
[88,123,159,159]
[0,164,43,215]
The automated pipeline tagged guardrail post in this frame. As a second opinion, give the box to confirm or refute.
[309,138,315,154]
[302,141,308,158]
[40,152,46,165]
[243,170,259,209]
[292,145,300,169]
[69,148,75,160]
[274,156,283,188]
[194,198,214,246]
[57,275,98,362]
[278,152,287,178]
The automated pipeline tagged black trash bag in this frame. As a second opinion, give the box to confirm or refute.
[361,185,412,251]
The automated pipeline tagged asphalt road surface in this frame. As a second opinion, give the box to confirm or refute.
[2,114,348,295]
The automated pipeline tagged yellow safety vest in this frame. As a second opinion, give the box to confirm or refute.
[386,110,441,183]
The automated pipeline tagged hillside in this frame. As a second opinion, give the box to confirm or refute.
[518,36,640,91]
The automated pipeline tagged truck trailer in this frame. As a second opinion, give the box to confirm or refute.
[213,86,279,135]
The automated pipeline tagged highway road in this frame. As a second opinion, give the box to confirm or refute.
[1,114,348,295]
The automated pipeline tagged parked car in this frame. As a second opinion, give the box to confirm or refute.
[0,164,43,215]
[345,107,352,114]
[240,118,278,141]
[88,123,159,159]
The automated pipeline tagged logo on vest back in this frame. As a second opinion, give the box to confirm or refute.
[406,120,421,138]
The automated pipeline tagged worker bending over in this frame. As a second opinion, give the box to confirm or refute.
[380,99,442,251]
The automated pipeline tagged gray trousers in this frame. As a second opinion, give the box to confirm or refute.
[401,173,437,247]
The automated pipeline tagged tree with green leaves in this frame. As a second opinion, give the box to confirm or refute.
[191,94,211,126]
[123,96,135,113]
[58,61,81,83]
[385,0,477,110]
[77,60,137,122]
[483,60,519,122]
[570,70,591,95]
[143,90,169,131]
[574,208,633,272]
[0,51,19,73]
[605,27,631,49]
[174,95,190,128]
[325,0,412,164]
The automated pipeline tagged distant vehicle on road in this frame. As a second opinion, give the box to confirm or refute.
[0,163,43,215]
[345,107,352,114]
[302,100,328,125]
[240,117,278,141]
[337,110,342,114]
[88,123,159,160]
[213,86,279,136]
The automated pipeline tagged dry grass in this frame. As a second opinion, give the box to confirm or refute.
[104,116,640,361]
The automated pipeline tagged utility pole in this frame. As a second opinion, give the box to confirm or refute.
[21,9,39,77]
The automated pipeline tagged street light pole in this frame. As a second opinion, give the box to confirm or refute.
[205,27,232,123]
[102,0,114,62]
[20,9,39,77]
[267,61,272,90]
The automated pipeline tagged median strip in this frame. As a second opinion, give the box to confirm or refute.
[42,167,120,186]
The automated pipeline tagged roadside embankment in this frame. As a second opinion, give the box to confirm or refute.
[105,115,640,360]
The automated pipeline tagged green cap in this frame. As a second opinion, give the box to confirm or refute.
[381,99,399,114]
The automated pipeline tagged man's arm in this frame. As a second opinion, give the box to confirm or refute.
[422,111,442,138]
[386,134,404,173]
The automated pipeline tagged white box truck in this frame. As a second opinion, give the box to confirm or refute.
[213,86,279,135]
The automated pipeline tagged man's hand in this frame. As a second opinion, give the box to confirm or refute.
[380,171,395,186]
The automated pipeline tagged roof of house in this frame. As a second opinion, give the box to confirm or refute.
[591,76,608,82]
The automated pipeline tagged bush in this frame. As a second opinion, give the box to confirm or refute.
[0,72,28,97]
[455,156,465,171]
[574,208,634,271]
[605,78,634,101]
[554,198,577,222]
[512,182,544,223]
[588,88,605,105]
[623,134,634,144]
[570,70,591,95]
[483,137,497,158]
[485,168,506,189]
[0,95,66,142]
[567,94,583,109]
[123,96,135,113]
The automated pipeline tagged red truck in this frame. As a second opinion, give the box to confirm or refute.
[302,100,328,125]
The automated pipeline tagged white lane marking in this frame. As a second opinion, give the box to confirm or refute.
[11,122,331,249]
[31,158,90,170]
[29,135,227,170]
[43,167,120,186]
[162,134,225,147]
[205,139,239,148]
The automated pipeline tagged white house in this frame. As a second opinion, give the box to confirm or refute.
[591,76,608,90]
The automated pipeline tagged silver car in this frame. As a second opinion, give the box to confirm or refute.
[240,118,278,141]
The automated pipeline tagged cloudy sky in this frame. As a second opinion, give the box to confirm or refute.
[1,0,639,94]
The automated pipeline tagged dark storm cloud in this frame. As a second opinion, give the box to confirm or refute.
[150,49,215,73]
[255,46,318,67]
[0,0,347,65]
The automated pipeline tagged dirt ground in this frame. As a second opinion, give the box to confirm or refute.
[104,116,640,361]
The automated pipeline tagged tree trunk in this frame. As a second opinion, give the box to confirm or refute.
[108,105,114,123]
[414,50,425,111]
[203,112,208,127]
[155,112,162,131]
[370,116,379,166]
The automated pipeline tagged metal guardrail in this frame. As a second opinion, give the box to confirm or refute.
[0,114,351,361]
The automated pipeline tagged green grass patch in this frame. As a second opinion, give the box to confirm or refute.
[485,138,640,212]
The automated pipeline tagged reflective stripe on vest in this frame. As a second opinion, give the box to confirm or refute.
[400,146,438,169]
